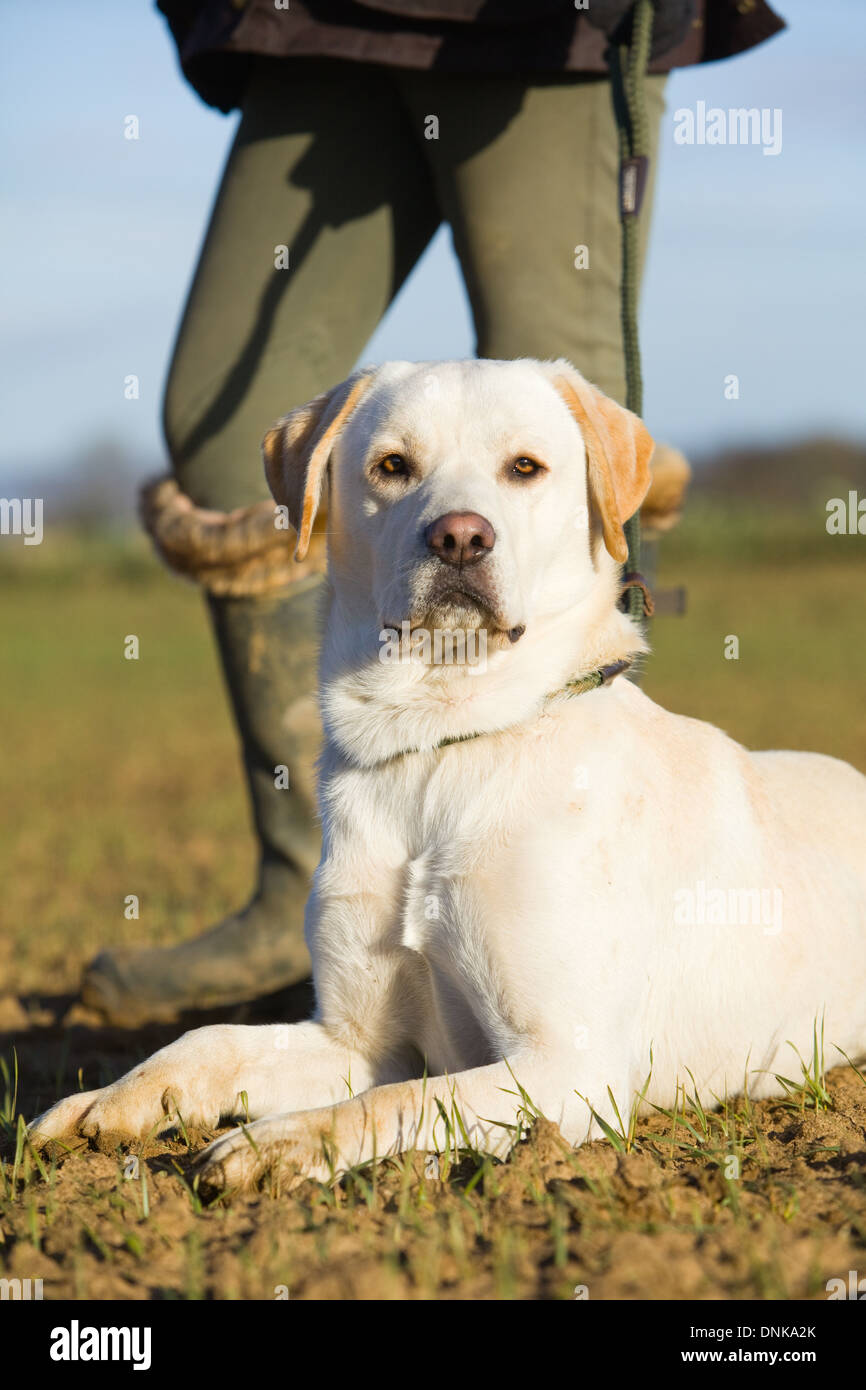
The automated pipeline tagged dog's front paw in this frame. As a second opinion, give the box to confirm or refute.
[27,1080,198,1152]
[27,1090,106,1152]
[28,1053,225,1152]
[193,1115,332,1195]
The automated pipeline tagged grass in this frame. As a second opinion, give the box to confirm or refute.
[770,1015,835,1114]
[1,502,865,1298]
[579,1048,654,1154]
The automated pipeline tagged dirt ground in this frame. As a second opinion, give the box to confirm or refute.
[3,997,866,1301]
[2,509,865,1300]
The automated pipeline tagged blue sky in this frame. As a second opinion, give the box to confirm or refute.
[2,0,865,480]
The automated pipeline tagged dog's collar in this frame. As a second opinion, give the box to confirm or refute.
[375,657,632,765]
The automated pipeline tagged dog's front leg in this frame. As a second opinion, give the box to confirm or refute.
[195,1052,572,1191]
[28,1021,377,1148]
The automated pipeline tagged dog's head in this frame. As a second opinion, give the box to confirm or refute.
[263,359,653,654]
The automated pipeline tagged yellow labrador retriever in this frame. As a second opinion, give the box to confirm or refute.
[31,358,866,1191]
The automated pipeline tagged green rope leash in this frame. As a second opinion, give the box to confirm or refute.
[614,0,655,624]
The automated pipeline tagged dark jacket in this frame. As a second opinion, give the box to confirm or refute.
[157,0,786,114]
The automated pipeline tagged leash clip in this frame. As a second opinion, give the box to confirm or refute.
[619,571,655,618]
[620,155,649,218]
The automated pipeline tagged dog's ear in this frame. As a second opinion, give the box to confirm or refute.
[262,372,374,561]
[552,367,654,565]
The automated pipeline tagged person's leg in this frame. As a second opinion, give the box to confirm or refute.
[83,58,440,1023]
[397,69,665,405]
[396,67,666,611]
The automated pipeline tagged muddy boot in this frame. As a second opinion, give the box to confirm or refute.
[81,578,324,1024]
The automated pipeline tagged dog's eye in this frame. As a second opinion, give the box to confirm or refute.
[377,453,409,477]
[511,457,542,478]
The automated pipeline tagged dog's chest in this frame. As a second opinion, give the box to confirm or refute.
[396,844,472,955]
[325,736,565,1066]
[383,766,524,1065]
[399,852,436,953]
[397,844,514,1067]
[391,762,490,950]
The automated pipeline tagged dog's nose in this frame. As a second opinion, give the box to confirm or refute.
[424,511,495,567]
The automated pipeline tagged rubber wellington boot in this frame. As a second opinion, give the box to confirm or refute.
[81,578,324,1024]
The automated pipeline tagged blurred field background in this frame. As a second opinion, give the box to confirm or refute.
[2,437,865,1006]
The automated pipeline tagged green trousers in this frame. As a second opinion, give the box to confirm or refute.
[125,57,666,1008]
[164,57,666,511]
